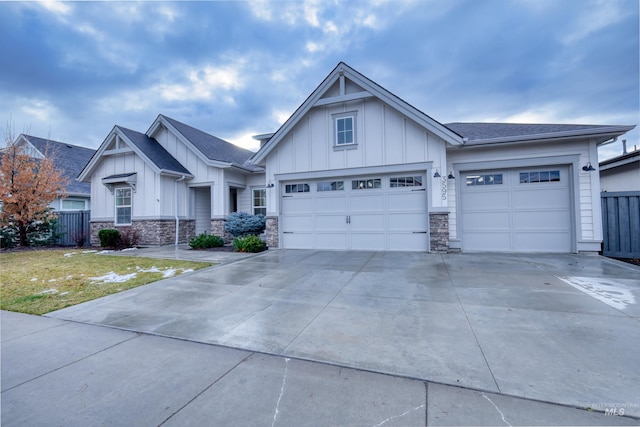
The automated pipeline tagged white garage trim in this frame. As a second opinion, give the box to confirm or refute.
[280,172,429,251]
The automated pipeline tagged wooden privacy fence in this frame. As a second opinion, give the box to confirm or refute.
[601,192,640,259]
[54,210,91,246]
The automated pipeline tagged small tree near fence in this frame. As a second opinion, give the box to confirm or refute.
[0,127,68,247]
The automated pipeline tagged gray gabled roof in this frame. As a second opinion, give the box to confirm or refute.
[160,115,259,170]
[117,126,191,176]
[445,123,635,145]
[22,135,95,196]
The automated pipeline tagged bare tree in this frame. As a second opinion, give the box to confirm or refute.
[0,124,69,246]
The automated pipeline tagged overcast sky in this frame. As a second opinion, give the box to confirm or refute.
[1,0,638,160]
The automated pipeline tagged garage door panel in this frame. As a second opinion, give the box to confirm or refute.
[315,196,347,212]
[282,197,313,214]
[463,191,510,209]
[350,194,386,212]
[282,215,314,231]
[389,233,427,251]
[513,188,569,209]
[315,214,348,231]
[350,233,385,250]
[282,233,314,249]
[316,233,349,250]
[388,192,425,211]
[514,232,570,252]
[388,212,426,231]
[462,212,510,231]
[463,232,511,252]
[350,214,385,231]
[513,211,571,229]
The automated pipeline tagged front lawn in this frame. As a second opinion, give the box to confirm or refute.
[0,249,212,315]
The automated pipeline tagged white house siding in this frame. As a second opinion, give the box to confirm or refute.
[89,152,161,221]
[237,173,266,214]
[447,138,602,252]
[264,98,448,214]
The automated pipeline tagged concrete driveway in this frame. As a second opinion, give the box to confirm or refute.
[48,249,640,416]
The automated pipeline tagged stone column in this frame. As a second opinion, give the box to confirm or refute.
[265,216,279,248]
[429,212,449,253]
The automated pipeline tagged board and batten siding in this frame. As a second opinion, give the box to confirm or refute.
[447,137,602,250]
[264,98,448,214]
[90,152,162,220]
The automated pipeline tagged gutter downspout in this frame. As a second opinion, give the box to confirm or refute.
[599,136,618,147]
[175,175,186,245]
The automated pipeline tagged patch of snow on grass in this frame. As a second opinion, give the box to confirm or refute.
[40,289,58,294]
[60,291,69,296]
[121,247,138,252]
[64,252,77,257]
[30,278,38,282]
[89,272,138,284]
[97,250,114,255]
[48,279,57,283]
[82,250,98,254]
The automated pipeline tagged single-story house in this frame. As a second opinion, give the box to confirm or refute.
[14,134,95,211]
[78,115,264,245]
[80,62,635,252]
[599,142,640,192]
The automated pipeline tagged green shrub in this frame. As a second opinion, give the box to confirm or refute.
[224,212,265,237]
[98,229,120,248]
[189,233,224,249]
[232,234,266,253]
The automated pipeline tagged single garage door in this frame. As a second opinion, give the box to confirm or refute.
[281,173,428,251]
[460,166,572,252]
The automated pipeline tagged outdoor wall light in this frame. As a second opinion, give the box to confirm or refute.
[433,170,441,178]
[582,162,596,172]
[266,183,275,188]
[447,171,456,180]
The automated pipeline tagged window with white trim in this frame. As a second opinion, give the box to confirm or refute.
[336,116,354,145]
[62,199,86,210]
[115,187,132,225]
[252,189,266,216]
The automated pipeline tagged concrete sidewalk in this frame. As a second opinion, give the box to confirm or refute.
[44,248,640,419]
[2,310,637,426]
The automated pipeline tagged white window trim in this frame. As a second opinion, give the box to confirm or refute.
[252,188,267,216]
[115,187,132,226]
[333,111,357,150]
[60,199,87,211]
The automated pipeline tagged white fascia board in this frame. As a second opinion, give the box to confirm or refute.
[15,135,45,158]
[159,169,194,179]
[153,115,217,167]
[252,133,275,140]
[251,63,463,165]
[599,153,640,171]
[77,126,121,182]
[462,125,636,147]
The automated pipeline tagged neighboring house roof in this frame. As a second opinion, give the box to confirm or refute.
[19,135,95,196]
[446,123,635,146]
[599,148,640,171]
[251,61,464,164]
[117,126,192,175]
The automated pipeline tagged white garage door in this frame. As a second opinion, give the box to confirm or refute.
[281,174,428,251]
[460,166,572,252]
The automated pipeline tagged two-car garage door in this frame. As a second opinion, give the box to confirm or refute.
[460,166,572,252]
[280,173,428,251]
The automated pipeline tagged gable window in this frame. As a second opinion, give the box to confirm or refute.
[285,183,310,193]
[333,112,357,149]
[115,187,132,225]
[352,178,381,190]
[253,189,266,216]
[317,181,344,192]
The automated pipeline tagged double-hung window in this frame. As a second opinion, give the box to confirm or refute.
[252,189,266,216]
[115,187,132,225]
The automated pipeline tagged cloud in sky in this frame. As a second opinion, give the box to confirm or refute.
[0,0,637,159]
